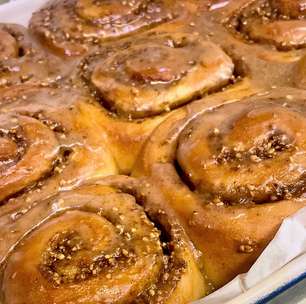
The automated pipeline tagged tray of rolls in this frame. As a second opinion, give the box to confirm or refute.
[0,0,305,303]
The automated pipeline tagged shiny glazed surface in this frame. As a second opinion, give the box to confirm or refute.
[134,89,306,288]
[0,176,206,304]
[0,0,306,302]
[0,85,117,209]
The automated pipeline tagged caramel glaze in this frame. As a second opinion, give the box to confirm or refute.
[60,0,306,173]
[28,0,253,174]
[187,0,306,89]
[0,176,206,304]
[0,85,117,213]
[71,19,251,173]
[0,24,70,88]
[29,0,201,57]
[226,0,306,50]
[133,88,306,289]
[0,0,305,299]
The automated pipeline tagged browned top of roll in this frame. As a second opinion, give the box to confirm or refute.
[29,0,197,57]
[0,85,117,207]
[79,30,235,119]
[0,24,68,88]
[0,176,206,304]
[0,0,305,299]
[133,88,306,288]
[224,0,306,50]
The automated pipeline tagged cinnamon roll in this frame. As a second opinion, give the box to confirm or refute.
[134,88,306,288]
[29,0,198,57]
[75,26,253,172]
[224,0,306,51]
[0,24,66,88]
[189,0,306,89]
[0,85,117,207]
[0,176,206,303]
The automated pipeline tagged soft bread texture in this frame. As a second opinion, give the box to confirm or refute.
[29,0,198,57]
[0,0,305,302]
[0,23,69,88]
[73,22,241,172]
[0,176,206,304]
[0,85,117,208]
[133,89,306,288]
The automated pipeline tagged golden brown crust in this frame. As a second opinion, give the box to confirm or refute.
[86,32,234,119]
[72,19,253,173]
[133,88,306,288]
[0,176,206,304]
[30,0,306,175]
[0,0,305,299]
[222,0,306,50]
[0,85,117,208]
[29,0,199,57]
[0,24,69,88]
[194,0,306,89]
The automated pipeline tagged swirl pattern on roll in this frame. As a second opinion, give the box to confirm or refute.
[73,27,243,172]
[29,0,193,57]
[226,0,306,50]
[133,88,306,288]
[0,113,58,202]
[0,24,66,88]
[0,176,206,304]
[0,86,117,206]
[80,31,235,119]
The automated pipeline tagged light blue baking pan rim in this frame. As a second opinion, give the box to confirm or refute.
[255,271,306,304]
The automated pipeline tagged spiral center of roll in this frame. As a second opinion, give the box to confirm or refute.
[76,0,144,23]
[0,114,60,203]
[229,0,306,50]
[177,103,306,204]
[125,46,188,83]
[2,194,166,304]
[89,33,234,118]
[0,128,25,171]
[116,35,197,85]
[0,137,18,161]
[39,212,129,286]
[0,30,18,60]
[40,230,85,285]
[216,109,295,163]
